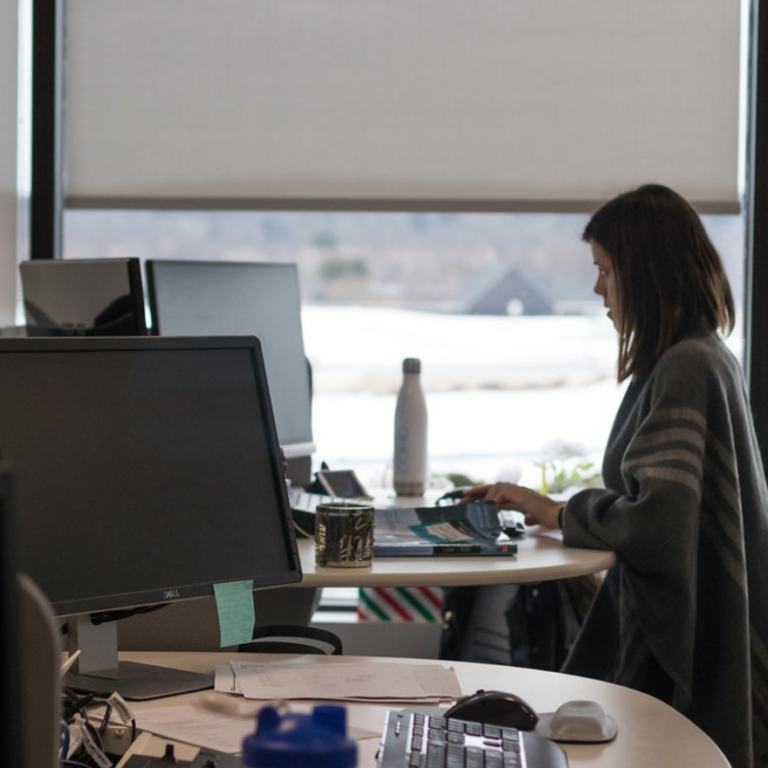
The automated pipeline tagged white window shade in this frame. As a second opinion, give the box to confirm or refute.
[62,0,742,213]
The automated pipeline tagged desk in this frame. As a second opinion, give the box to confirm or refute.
[121,651,730,768]
[297,528,616,588]
[119,530,615,652]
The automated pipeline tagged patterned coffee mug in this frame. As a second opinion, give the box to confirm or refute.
[315,502,374,567]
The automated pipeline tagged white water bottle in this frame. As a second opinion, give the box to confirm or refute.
[393,357,428,495]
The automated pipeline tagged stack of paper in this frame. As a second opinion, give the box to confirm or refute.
[216,659,462,704]
[132,660,461,755]
[134,705,256,755]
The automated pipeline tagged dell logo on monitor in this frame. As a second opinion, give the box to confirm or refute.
[164,589,181,600]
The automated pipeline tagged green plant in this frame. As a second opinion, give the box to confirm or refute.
[534,459,601,494]
[443,472,482,489]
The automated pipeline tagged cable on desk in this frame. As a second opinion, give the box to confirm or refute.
[61,719,71,759]
[81,718,107,755]
[61,603,169,637]
[98,702,113,737]
[61,688,135,768]
[62,688,97,722]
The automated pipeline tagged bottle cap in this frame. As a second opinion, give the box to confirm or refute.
[242,705,357,768]
[402,358,421,373]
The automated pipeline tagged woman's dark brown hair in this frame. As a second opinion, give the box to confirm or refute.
[583,184,735,382]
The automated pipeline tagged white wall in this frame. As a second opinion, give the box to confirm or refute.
[0,0,19,326]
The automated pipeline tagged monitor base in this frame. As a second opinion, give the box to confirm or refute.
[64,661,213,701]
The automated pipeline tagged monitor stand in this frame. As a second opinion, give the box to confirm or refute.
[65,613,213,701]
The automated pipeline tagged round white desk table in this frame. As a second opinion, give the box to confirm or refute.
[296,527,616,588]
[121,651,730,768]
[118,527,615,651]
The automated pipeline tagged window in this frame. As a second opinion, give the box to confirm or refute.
[51,0,750,490]
[62,209,745,491]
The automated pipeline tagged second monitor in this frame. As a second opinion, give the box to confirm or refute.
[20,257,148,336]
[146,260,315,485]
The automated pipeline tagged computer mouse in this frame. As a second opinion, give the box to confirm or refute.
[535,699,618,743]
[443,689,540,730]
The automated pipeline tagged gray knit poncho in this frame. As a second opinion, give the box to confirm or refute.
[561,326,768,768]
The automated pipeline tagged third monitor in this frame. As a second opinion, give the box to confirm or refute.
[146,260,315,486]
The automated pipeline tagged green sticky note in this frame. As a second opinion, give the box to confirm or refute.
[213,580,255,648]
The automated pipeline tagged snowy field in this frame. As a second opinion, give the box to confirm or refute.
[302,306,626,489]
[302,305,745,490]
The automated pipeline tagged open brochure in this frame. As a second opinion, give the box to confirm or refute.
[373,501,518,557]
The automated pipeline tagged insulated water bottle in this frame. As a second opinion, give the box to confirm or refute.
[393,357,428,495]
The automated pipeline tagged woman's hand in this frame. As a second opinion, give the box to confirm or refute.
[461,482,563,530]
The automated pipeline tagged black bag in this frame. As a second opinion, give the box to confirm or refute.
[440,576,599,669]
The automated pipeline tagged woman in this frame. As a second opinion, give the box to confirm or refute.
[462,184,768,768]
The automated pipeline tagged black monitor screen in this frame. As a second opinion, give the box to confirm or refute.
[146,261,313,459]
[0,336,301,617]
[20,258,148,336]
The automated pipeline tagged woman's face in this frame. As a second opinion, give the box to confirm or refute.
[590,240,620,330]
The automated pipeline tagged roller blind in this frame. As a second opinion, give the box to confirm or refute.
[62,0,742,213]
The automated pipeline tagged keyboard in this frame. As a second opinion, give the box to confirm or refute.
[289,488,345,514]
[379,711,568,768]
[288,489,346,537]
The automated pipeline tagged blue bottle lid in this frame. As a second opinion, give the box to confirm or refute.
[242,705,358,768]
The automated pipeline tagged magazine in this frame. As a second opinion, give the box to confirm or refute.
[373,501,518,557]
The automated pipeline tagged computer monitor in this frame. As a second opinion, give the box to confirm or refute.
[1,464,60,768]
[19,257,148,336]
[146,260,314,485]
[0,336,302,700]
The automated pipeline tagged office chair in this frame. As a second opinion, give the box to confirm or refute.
[238,624,342,655]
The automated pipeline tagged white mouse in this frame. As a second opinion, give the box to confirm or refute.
[535,699,618,743]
